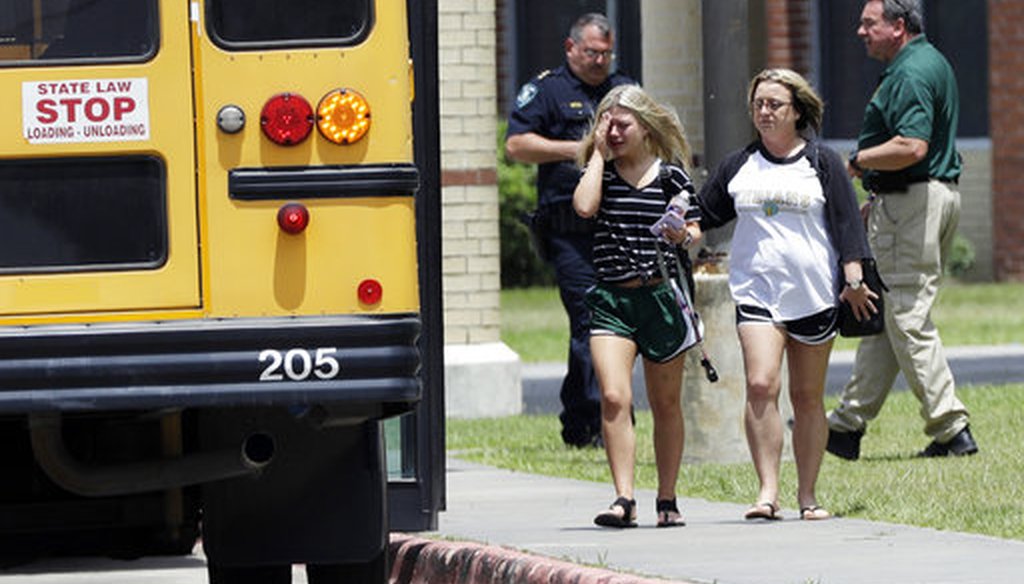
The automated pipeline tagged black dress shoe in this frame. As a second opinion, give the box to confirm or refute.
[826,428,864,460]
[562,428,603,449]
[919,425,979,457]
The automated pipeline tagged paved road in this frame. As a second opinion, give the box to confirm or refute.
[523,344,1024,413]
[1,549,310,583]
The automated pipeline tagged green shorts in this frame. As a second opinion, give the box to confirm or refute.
[585,281,690,363]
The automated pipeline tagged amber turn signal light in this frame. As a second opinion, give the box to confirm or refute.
[317,89,371,145]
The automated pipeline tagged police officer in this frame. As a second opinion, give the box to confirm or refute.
[506,13,636,448]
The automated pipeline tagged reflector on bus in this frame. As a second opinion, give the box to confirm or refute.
[276,202,309,234]
[358,278,383,305]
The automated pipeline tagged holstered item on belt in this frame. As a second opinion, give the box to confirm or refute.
[863,171,915,193]
[519,210,551,261]
[864,172,957,194]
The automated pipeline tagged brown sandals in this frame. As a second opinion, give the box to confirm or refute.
[800,505,832,520]
[744,501,782,521]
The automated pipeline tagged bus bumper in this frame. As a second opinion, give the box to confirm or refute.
[0,315,422,567]
[0,314,422,417]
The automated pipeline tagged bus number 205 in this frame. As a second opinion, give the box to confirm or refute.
[258,347,341,382]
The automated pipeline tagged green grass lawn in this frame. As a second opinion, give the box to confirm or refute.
[448,383,1024,541]
[502,281,1024,360]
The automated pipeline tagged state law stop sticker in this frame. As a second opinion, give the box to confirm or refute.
[22,77,150,144]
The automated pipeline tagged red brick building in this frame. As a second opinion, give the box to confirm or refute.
[989,0,1024,280]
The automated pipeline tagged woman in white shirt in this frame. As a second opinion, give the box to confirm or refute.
[692,69,876,521]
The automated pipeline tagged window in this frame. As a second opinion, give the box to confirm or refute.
[818,0,988,139]
[0,0,157,64]
[207,0,373,48]
[0,157,167,273]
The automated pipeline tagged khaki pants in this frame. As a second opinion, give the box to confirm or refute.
[828,180,969,443]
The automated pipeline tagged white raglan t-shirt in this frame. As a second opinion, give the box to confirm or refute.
[725,148,838,321]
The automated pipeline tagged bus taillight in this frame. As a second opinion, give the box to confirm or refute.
[260,93,314,145]
[277,203,310,234]
[316,89,371,145]
[357,279,383,305]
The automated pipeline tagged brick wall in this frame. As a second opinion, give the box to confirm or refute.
[765,0,812,74]
[439,0,502,343]
[990,0,1024,281]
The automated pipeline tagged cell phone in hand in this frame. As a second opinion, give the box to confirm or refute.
[650,208,685,237]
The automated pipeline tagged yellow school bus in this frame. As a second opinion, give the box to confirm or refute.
[0,1,443,581]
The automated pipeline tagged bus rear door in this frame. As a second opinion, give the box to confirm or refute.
[0,0,199,316]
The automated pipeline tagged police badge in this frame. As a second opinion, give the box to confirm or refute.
[516,82,538,109]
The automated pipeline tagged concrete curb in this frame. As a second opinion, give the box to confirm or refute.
[389,534,691,584]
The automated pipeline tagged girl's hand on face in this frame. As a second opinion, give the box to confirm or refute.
[595,112,613,161]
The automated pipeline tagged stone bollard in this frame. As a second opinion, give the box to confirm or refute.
[681,272,793,464]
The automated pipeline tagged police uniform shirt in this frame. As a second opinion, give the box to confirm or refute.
[507,64,635,208]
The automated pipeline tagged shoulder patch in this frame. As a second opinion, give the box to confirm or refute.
[516,82,539,109]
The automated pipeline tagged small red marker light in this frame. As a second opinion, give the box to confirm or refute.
[261,93,314,145]
[358,279,383,305]
[277,203,309,234]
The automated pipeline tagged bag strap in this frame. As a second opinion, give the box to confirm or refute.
[657,164,697,297]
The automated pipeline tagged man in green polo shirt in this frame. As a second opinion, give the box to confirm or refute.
[826,0,978,460]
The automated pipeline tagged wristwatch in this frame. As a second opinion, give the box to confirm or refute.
[846,278,863,291]
[848,150,863,172]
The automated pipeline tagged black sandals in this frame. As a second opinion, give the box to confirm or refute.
[594,496,638,528]
[655,498,685,527]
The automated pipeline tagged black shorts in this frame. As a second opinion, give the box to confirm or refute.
[735,304,838,345]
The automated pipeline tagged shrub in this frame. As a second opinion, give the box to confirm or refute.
[498,121,554,288]
[947,233,976,279]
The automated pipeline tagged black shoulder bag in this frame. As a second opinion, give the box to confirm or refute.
[838,258,889,337]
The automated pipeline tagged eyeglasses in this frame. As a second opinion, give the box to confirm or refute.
[581,48,615,61]
[752,98,791,112]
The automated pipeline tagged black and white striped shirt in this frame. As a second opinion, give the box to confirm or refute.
[592,160,699,284]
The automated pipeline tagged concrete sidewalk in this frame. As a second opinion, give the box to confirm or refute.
[430,457,1024,584]
[5,457,1023,583]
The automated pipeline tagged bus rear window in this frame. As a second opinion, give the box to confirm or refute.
[207,0,372,47]
[0,0,156,64]
[0,157,167,274]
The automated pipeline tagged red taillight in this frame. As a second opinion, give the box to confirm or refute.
[260,93,314,145]
[277,203,309,234]
[358,279,383,305]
